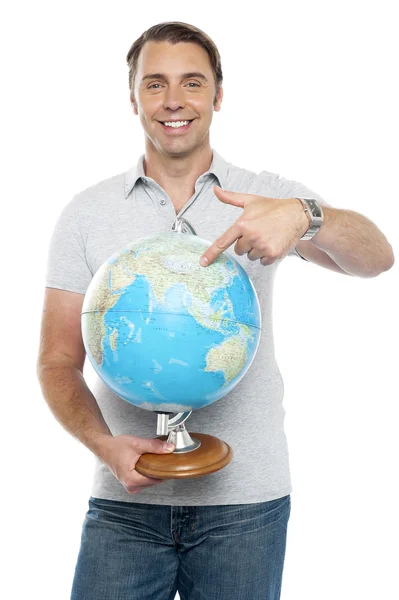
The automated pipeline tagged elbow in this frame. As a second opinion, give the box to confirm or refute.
[36,357,44,383]
[367,245,395,277]
[385,246,395,271]
[377,245,395,275]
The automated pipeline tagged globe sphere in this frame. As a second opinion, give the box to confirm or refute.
[81,232,261,414]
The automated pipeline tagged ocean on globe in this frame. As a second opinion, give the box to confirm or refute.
[81,232,261,413]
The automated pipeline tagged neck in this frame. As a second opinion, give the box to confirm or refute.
[143,143,213,194]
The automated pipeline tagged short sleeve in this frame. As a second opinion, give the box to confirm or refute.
[45,197,93,294]
[258,170,333,208]
[257,170,333,260]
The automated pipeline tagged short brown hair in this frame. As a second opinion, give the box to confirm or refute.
[126,21,223,105]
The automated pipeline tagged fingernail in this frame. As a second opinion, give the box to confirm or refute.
[200,257,208,267]
[163,443,175,451]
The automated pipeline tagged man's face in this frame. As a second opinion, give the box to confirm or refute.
[131,41,223,156]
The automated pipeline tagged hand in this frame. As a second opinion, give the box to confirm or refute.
[100,434,175,495]
[199,186,310,267]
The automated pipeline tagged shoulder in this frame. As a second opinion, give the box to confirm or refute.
[59,170,126,221]
[75,171,125,212]
[227,161,330,205]
[225,162,258,192]
[226,161,286,196]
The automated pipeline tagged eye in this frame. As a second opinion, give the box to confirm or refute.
[148,82,200,89]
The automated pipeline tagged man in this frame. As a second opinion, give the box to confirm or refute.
[37,21,394,600]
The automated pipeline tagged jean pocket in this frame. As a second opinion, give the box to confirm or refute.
[207,495,291,539]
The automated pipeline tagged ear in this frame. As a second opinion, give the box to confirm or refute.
[130,94,138,115]
[214,84,223,112]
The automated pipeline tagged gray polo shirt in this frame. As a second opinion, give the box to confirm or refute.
[45,148,331,505]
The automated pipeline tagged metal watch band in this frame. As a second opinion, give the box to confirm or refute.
[295,197,324,240]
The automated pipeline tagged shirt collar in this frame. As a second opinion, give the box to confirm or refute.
[124,148,229,198]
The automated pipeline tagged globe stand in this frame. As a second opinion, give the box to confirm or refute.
[135,411,233,479]
[155,411,202,453]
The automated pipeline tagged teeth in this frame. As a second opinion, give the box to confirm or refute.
[163,120,190,128]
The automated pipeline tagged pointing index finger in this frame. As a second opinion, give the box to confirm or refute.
[200,223,241,267]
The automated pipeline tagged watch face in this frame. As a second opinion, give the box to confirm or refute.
[308,199,322,217]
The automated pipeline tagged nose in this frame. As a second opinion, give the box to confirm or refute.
[163,84,186,111]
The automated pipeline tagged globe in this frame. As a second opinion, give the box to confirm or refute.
[81,232,262,414]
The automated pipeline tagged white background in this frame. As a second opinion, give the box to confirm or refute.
[2,1,398,598]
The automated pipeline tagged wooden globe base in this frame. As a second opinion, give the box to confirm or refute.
[135,432,233,479]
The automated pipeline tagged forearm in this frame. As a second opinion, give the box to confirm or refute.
[37,364,113,461]
[310,206,395,277]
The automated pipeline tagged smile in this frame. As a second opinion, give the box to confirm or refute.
[159,120,194,133]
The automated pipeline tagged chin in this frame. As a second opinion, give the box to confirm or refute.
[159,140,198,155]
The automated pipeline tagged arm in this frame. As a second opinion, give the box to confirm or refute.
[296,205,395,278]
[38,367,113,458]
[294,240,353,275]
[36,288,113,460]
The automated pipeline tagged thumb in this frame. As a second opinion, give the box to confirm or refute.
[213,186,246,208]
[135,436,175,454]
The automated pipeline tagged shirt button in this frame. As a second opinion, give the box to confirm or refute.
[160,199,166,205]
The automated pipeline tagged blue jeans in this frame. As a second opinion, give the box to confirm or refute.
[71,494,291,600]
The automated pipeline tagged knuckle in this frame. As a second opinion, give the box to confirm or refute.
[234,241,244,255]
[123,478,137,493]
[239,220,250,235]
[264,245,279,260]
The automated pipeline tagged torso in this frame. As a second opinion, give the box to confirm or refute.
[163,187,195,216]
[169,198,192,215]
[173,204,187,215]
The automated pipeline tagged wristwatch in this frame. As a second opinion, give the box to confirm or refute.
[295,197,324,240]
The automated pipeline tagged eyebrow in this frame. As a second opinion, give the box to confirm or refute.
[141,72,209,83]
